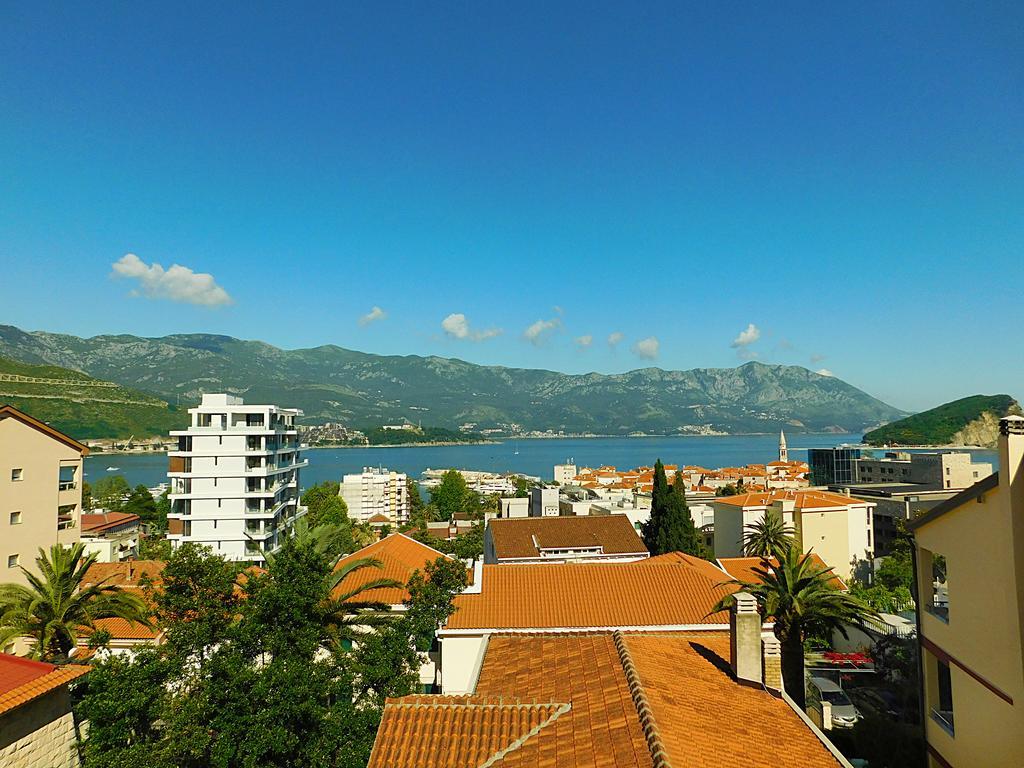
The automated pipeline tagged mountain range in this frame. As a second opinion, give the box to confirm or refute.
[0,324,907,437]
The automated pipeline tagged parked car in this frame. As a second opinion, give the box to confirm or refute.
[847,686,901,719]
[809,676,862,728]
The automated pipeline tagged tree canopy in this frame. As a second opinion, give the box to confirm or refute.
[641,460,707,558]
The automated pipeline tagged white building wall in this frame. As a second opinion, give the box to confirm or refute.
[439,634,488,694]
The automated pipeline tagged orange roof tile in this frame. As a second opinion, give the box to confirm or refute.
[717,555,848,591]
[0,653,89,716]
[80,511,140,534]
[445,558,734,631]
[488,515,648,561]
[332,533,450,605]
[82,560,165,589]
[80,617,161,641]
[371,633,841,767]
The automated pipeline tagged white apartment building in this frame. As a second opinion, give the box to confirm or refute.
[340,466,409,525]
[553,462,577,485]
[166,394,307,564]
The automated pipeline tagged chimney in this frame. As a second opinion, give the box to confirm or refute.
[999,415,1024,496]
[729,592,761,685]
[761,634,782,693]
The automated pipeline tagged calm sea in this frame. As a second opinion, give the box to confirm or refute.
[83,434,999,489]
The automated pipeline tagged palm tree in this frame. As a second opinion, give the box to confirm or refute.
[322,556,405,647]
[713,545,877,707]
[741,509,795,558]
[0,543,151,661]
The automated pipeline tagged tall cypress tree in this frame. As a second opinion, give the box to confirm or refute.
[642,459,708,558]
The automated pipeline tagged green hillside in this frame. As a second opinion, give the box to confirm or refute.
[863,394,1021,447]
[0,355,182,440]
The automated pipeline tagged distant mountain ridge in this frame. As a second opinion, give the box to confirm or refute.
[863,394,1021,448]
[0,324,907,436]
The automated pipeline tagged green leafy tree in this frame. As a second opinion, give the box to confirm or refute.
[349,622,420,707]
[301,481,351,528]
[429,470,475,520]
[0,543,151,661]
[513,476,530,498]
[642,462,705,557]
[713,546,877,708]
[741,508,795,559]
[404,556,468,651]
[716,484,740,497]
[123,484,160,526]
[82,480,93,511]
[138,535,172,560]
[92,475,131,510]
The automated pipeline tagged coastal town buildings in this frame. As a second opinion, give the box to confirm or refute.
[79,511,140,562]
[553,460,577,484]
[339,466,410,526]
[483,514,649,564]
[908,415,1024,768]
[73,561,165,659]
[166,394,307,564]
[855,451,992,490]
[528,485,559,517]
[808,446,862,486]
[713,490,875,580]
[0,405,86,589]
[0,653,89,768]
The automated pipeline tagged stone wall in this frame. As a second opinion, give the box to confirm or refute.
[0,688,80,768]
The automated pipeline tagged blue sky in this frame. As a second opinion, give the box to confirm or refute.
[1,2,1021,412]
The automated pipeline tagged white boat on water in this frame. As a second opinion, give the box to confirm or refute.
[105,466,120,471]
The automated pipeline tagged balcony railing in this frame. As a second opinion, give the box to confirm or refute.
[58,481,77,491]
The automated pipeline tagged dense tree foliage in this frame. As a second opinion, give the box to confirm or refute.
[78,538,465,767]
[741,508,794,558]
[641,461,706,558]
[90,475,131,509]
[429,470,475,520]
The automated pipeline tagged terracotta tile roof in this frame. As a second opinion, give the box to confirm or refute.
[713,489,871,510]
[80,511,141,534]
[487,515,648,561]
[624,633,842,767]
[0,653,89,716]
[717,555,847,590]
[371,633,841,767]
[80,617,161,641]
[332,533,450,605]
[366,513,391,523]
[445,558,734,631]
[82,560,165,589]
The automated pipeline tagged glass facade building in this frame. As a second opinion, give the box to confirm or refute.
[807,447,862,486]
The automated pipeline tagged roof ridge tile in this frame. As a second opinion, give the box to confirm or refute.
[613,631,673,768]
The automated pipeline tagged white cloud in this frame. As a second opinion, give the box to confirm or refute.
[112,253,232,307]
[737,349,759,361]
[523,316,562,345]
[607,331,624,348]
[810,353,826,364]
[632,336,660,360]
[358,306,387,326]
[816,368,835,377]
[441,313,502,341]
[575,334,593,349]
[731,323,761,348]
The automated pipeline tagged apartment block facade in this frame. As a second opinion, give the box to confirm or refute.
[856,451,992,490]
[166,394,307,563]
[909,416,1024,768]
[0,406,86,589]
[340,466,409,525]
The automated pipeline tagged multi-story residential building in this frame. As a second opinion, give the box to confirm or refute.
[79,511,141,562]
[340,466,409,526]
[808,446,862,486]
[855,450,992,490]
[528,485,559,517]
[553,461,576,485]
[483,514,649,564]
[713,490,875,580]
[908,415,1024,768]
[0,405,86,588]
[166,394,307,564]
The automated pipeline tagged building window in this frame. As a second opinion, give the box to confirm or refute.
[7,554,19,568]
[931,658,954,735]
[924,551,949,622]
[9,511,21,525]
[11,468,23,481]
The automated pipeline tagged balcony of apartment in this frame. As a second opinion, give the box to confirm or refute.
[56,504,77,532]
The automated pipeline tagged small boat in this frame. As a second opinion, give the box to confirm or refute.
[106,466,120,471]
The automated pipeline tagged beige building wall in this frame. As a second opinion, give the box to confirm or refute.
[912,418,1024,768]
[0,414,85,589]
[0,688,81,768]
[795,504,872,580]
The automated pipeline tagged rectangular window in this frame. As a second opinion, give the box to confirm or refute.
[932,658,955,735]
[926,552,949,622]
[7,554,19,568]
[11,468,23,481]
[9,511,21,525]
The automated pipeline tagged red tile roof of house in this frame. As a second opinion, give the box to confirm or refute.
[80,511,141,534]
[0,653,89,716]
[714,489,871,510]
[81,560,165,589]
[369,633,841,767]
[488,515,648,561]
[332,533,450,605]
[445,557,735,631]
